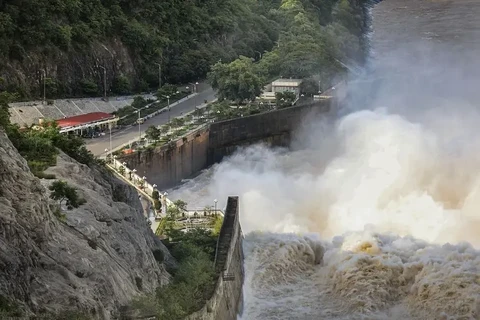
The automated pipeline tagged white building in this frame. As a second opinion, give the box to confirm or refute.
[260,78,302,102]
[271,78,302,96]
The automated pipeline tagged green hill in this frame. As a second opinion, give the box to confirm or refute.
[0,0,368,100]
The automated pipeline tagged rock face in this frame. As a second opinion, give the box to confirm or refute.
[0,129,172,319]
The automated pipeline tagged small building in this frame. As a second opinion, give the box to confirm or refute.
[259,78,303,102]
[55,112,119,135]
[271,78,302,97]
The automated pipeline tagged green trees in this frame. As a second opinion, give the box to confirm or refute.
[145,126,160,141]
[2,116,97,177]
[156,84,179,99]
[204,0,366,106]
[300,77,320,96]
[275,91,296,109]
[135,227,219,320]
[111,75,131,95]
[49,180,85,209]
[0,0,281,99]
[208,56,263,104]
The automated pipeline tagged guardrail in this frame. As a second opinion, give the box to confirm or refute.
[100,93,202,159]
[108,158,173,218]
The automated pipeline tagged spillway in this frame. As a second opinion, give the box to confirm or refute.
[169,1,480,319]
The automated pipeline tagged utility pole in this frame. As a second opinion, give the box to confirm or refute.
[99,66,107,101]
[166,95,170,122]
[109,122,112,154]
[42,69,46,104]
[138,110,141,141]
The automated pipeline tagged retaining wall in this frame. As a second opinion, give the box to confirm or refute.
[185,196,244,320]
[120,99,333,190]
[207,98,331,165]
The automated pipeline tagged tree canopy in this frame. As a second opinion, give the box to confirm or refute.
[0,0,282,99]
[208,56,263,103]
[49,180,85,209]
[0,0,367,100]
[208,0,368,102]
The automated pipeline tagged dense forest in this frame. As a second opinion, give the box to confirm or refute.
[0,0,368,100]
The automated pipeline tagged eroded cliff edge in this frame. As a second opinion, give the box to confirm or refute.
[0,129,172,319]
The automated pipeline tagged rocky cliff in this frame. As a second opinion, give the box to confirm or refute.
[0,129,172,319]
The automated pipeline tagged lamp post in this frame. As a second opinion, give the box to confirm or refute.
[214,199,218,217]
[108,122,112,153]
[188,82,199,94]
[162,91,179,122]
[131,168,137,182]
[42,69,47,105]
[99,66,107,101]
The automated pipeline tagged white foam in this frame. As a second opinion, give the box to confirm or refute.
[171,106,480,319]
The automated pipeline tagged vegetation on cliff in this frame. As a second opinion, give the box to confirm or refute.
[0,93,99,177]
[208,0,368,102]
[131,200,222,319]
[0,0,279,99]
[0,0,367,100]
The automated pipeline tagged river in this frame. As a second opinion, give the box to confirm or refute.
[169,1,480,319]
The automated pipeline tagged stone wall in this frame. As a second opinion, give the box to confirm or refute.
[122,126,210,190]
[120,99,332,190]
[185,196,244,320]
[207,99,331,165]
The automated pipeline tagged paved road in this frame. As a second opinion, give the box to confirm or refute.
[86,84,215,156]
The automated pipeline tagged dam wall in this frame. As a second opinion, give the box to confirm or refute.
[207,99,331,165]
[185,196,244,320]
[120,99,332,190]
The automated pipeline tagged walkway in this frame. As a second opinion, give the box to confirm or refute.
[87,86,215,156]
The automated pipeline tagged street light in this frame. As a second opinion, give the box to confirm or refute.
[214,199,218,217]
[107,122,113,154]
[131,105,149,142]
[99,66,107,101]
[42,69,47,105]
[161,91,180,122]
[188,82,199,94]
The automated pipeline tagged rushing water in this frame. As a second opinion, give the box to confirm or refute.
[169,1,480,319]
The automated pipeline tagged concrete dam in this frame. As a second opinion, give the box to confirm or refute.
[123,0,480,319]
[120,98,335,191]
[169,0,480,319]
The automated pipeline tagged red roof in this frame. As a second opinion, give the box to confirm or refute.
[56,112,114,128]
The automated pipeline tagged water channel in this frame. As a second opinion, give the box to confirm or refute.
[168,1,480,318]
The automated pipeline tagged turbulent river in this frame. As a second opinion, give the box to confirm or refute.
[169,1,480,319]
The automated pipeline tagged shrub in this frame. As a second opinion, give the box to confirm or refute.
[49,180,86,209]
[79,79,99,96]
[154,199,162,211]
[0,295,22,317]
[134,229,218,320]
[152,249,165,263]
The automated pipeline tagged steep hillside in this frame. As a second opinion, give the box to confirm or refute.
[0,129,172,319]
[0,0,368,100]
[0,0,279,99]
